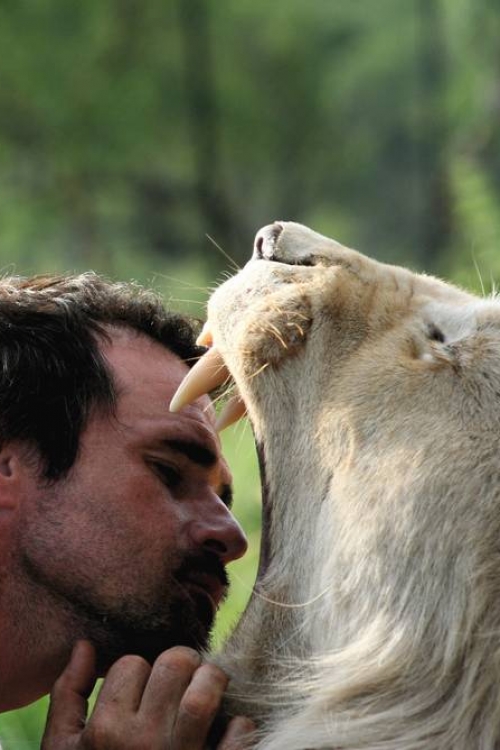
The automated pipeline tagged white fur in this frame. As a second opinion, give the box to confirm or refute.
[209,223,500,749]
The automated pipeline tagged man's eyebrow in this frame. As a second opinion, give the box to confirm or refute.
[164,439,217,468]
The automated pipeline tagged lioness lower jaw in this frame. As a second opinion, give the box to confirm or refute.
[172,222,500,749]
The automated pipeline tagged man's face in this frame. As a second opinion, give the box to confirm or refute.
[16,329,247,669]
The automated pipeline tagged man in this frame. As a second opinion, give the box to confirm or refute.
[0,273,253,748]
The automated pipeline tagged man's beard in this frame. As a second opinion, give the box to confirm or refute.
[89,551,230,673]
[20,547,229,673]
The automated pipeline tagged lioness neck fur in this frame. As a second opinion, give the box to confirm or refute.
[210,222,500,749]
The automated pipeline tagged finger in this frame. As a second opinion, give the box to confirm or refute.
[171,663,229,750]
[217,717,256,750]
[93,653,152,715]
[138,647,202,732]
[42,640,96,742]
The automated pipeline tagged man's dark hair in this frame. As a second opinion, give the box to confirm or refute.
[0,272,204,480]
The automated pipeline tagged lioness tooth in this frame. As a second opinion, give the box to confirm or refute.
[169,346,229,412]
[196,321,213,347]
[216,394,247,432]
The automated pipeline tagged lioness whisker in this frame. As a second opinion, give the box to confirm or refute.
[168,297,207,307]
[489,271,498,299]
[472,252,486,297]
[183,352,209,365]
[229,569,333,609]
[229,413,252,450]
[203,384,235,412]
[151,272,210,293]
[288,322,305,337]
[266,324,288,349]
[248,362,270,380]
[206,233,241,273]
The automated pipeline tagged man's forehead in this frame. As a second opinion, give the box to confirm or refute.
[101,328,220,440]
[102,327,188,378]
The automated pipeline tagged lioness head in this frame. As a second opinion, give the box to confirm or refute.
[172,222,500,749]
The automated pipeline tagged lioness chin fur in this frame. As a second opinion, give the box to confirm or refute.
[208,223,500,749]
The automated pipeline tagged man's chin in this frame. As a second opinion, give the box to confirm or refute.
[93,607,213,674]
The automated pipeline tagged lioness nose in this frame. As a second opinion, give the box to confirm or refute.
[253,222,284,260]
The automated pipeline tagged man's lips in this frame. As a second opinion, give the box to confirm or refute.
[180,571,228,615]
[174,553,230,620]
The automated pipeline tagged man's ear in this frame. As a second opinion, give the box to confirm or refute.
[0,452,14,478]
[0,446,26,510]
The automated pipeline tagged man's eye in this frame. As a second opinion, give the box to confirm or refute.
[153,463,182,489]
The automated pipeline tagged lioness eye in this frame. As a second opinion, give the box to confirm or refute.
[428,324,445,343]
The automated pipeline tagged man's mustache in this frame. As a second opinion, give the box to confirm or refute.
[174,550,230,589]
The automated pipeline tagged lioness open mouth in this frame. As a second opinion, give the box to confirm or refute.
[172,222,500,749]
[170,221,308,429]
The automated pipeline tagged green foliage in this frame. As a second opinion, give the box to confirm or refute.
[0,698,49,749]
[0,0,498,275]
[215,424,261,647]
[446,156,500,292]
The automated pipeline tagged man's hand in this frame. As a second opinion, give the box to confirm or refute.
[42,641,254,750]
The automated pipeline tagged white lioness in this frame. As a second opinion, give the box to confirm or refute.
[173,222,500,749]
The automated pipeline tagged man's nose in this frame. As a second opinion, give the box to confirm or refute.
[189,498,248,564]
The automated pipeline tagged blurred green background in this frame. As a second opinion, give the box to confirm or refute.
[1,0,500,745]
